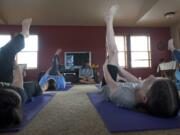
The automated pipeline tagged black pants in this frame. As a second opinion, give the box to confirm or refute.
[23,81,42,103]
[102,64,118,86]
[0,34,25,83]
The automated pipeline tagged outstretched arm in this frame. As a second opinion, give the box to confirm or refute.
[12,64,24,89]
[38,67,51,91]
[117,66,140,83]
[45,67,52,74]
[103,58,118,92]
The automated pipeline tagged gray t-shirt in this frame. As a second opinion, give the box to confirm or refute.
[79,67,93,78]
[101,82,142,109]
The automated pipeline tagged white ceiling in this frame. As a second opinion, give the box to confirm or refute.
[0,0,180,27]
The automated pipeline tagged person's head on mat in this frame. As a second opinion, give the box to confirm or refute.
[142,79,180,117]
[39,48,66,91]
[102,5,180,118]
[48,79,56,90]
[0,88,22,128]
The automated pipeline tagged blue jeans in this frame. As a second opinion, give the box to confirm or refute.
[173,49,180,63]
[49,54,60,75]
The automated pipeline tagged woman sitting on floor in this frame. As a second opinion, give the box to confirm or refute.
[79,61,95,84]
[39,49,66,91]
[0,18,43,128]
[102,5,180,117]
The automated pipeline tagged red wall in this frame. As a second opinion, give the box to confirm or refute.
[0,25,170,81]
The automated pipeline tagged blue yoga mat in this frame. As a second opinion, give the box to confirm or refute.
[87,92,180,132]
[61,85,73,91]
[47,85,73,91]
[0,93,55,133]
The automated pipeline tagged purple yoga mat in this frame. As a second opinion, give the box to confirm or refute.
[87,92,180,132]
[0,93,55,133]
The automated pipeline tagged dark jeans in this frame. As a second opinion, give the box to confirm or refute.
[23,81,42,104]
[49,54,60,75]
[0,34,42,104]
[0,34,25,83]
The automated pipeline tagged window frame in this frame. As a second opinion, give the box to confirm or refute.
[16,34,39,69]
[115,35,128,68]
[0,34,11,48]
[129,35,152,68]
[115,34,152,69]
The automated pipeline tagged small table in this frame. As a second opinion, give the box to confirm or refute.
[157,61,176,79]
[63,70,79,83]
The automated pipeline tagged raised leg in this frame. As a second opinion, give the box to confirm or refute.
[105,5,119,66]
[0,18,32,83]
[21,18,32,38]
[104,5,139,84]
[49,49,62,75]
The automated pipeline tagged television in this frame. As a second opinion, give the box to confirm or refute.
[64,52,91,69]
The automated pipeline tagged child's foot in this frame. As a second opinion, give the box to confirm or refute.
[21,18,32,38]
[168,38,175,51]
[105,5,118,24]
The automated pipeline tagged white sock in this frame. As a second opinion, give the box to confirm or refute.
[168,39,175,51]
[21,18,32,38]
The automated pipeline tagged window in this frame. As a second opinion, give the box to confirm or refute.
[115,36,127,67]
[0,35,11,47]
[130,36,151,68]
[115,35,151,68]
[16,35,38,69]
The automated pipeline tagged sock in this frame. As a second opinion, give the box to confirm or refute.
[168,39,175,51]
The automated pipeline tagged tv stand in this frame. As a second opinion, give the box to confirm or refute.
[63,69,79,83]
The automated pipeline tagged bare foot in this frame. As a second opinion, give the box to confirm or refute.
[168,38,175,51]
[55,49,62,55]
[105,5,118,24]
[21,18,32,38]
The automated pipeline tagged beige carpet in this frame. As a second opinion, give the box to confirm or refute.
[2,85,180,135]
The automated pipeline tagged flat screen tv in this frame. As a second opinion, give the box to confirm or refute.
[64,52,91,69]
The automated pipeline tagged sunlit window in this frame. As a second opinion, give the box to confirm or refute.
[0,35,11,47]
[16,35,38,69]
[130,36,151,68]
[115,36,127,67]
[115,35,151,68]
